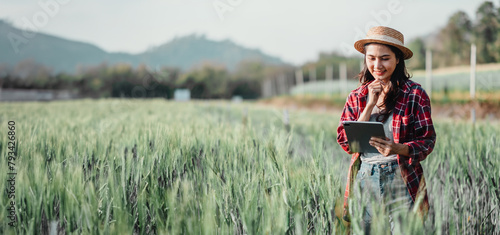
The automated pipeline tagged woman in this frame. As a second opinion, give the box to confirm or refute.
[336,26,436,232]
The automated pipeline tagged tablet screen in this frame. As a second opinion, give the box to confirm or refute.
[342,121,387,153]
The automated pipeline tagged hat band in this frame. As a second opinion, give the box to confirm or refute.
[365,35,404,47]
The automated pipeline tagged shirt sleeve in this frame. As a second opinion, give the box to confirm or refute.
[337,92,359,154]
[402,87,436,164]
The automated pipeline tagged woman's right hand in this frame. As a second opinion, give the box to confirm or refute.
[358,80,386,122]
[367,80,383,107]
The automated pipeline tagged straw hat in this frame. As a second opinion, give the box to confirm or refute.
[354,26,413,60]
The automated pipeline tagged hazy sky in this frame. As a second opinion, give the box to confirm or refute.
[1,0,489,65]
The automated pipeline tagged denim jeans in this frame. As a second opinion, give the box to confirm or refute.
[350,161,414,234]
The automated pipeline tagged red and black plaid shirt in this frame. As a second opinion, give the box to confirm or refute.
[337,80,436,221]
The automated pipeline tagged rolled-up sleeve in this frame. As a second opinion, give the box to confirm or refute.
[403,88,436,164]
[337,92,359,154]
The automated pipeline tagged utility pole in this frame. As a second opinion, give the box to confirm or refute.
[425,49,432,99]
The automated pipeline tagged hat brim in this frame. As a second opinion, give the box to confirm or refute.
[354,39,413,60]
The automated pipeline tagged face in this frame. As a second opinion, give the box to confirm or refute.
[365,43,399,83]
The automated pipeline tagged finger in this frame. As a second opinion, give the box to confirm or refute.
[369,87,379,93]
[369,140,384,148]
[374,145,387,155]
[370,137,385,143]
[369,81,381,88]
[371,140,389,151]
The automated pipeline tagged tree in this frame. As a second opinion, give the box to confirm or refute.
[306,52,361,80]
[406,37,426,70]
[431,11,473,67]
[233,59,266,82]
[474,1,498,63]
[177,63,229,99]
[229,60,268,99]
[13,59,53,88]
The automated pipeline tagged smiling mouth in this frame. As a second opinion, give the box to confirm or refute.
[374,71,386,75]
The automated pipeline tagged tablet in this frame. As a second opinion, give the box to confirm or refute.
[342,121,387,153]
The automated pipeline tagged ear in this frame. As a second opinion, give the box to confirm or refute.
[396,58,400,64]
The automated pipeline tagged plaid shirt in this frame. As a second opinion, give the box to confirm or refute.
[337,80,436,221]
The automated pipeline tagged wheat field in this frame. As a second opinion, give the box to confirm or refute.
[0,99,498,234]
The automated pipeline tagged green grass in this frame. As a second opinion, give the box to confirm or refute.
[0,99,498,234]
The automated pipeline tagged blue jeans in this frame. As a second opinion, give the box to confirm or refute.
[351,161,414,234]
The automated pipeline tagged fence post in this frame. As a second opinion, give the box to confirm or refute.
[470,44,477,124]
[261,79,268,98]
[278,74,286,95]
[273,77,279,97]
[325,65,334,97]
[425,49,432,99]
[309,67,316,82]
[295,69,304,95]
[340,63,347,96]
[264,79,274,98]
[284,73,291,94]
[470,44,476,100]
[326,65,333,81]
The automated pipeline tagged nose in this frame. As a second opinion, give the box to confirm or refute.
[374,59,383,69]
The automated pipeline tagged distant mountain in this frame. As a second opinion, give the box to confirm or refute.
[0,20,286,74]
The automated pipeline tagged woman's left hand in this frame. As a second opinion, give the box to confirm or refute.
[369,137,409,157]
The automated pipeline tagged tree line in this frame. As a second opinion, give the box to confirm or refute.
[407,1,500,69]
[0,59,294,99]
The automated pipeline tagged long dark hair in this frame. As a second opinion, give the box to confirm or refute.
[358,43,411,122]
